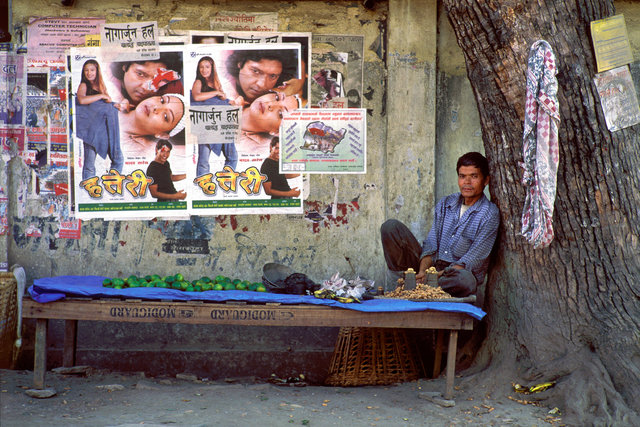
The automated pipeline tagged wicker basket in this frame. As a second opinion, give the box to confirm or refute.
[0,272,18,369]
[325,327,420,386]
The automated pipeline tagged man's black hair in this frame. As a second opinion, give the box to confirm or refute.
[270,137,279,148]
[110,52,183,100]
[457,152,489,177]
[225,49,298,95]
[156,140,173,151]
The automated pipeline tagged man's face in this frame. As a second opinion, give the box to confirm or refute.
[269,143,280,161]
[133,95,184,138]
[155,144,172,163]
[237,59,283,102]
[122,61,167,104]
[457,165,489,203]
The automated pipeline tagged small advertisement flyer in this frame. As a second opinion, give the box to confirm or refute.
[280,108,366,174]
[27,17,104,67]
[593,65,640,132]
[590,14,634,73]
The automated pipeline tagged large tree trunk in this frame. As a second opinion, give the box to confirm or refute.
[442,1,640,425]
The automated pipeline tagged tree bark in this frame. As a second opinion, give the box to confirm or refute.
[442,1,640,425]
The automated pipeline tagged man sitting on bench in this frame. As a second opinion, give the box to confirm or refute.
[380,152,500,298]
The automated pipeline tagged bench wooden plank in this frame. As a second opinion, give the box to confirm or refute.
[23,298,474,330]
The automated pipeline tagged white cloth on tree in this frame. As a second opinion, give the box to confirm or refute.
[521,40,560,249]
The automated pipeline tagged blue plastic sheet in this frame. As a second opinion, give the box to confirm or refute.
[30,276,486,321]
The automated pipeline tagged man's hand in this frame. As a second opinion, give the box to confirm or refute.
[416,255,434,284]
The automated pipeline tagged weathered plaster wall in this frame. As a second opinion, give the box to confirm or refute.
[435,2,483,201]
[8,0,402,380]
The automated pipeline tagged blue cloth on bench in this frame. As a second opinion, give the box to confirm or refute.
[29,275,486,320]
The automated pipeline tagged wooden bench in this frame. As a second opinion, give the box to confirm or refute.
[22,297,475,399]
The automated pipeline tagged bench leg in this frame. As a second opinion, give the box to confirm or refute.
[63,320,78,367]
[34,319,47,390]
[433,329,444,378]
[444,330,458,400]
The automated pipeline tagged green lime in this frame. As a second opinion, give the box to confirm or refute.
[163,275,175,284]
[224,283,235,291]
[157,281,168,288]
[144,275,152,282]
[112,278,125,287]
[185,285,194,292]
[151,274,161,281]
[232,278,241,286]
[201,276,212,283]
[214,283,223,291]
[202,282,213,291]
[102,278,112,287]
[215,275,225,283]
[175,273,184,282]
[180,281,189,291]
[114,285,123,290]
[146,281,155,287]
[235,282,247,290]
[171,281,181,290]
[256,285,267,292]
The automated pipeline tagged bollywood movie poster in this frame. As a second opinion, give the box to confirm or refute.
[185,43,304,215]
[280,108,366,174]
[70,45,190,219]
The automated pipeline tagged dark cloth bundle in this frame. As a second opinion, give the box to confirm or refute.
[272,273,320,295]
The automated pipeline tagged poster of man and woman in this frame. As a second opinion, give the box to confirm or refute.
[69,34,367,220]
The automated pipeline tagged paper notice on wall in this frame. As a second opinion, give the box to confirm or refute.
[100,21,160,61]
[0,51,26,127]
[56,218,81,239]
[210,12,278,32]
[27,17,104,67]
[280,108,366,174]
[312,35,364,109]
[0,127,25,153]
[590,14,634,73]
[593,65,640,132]
[22,68,49,167]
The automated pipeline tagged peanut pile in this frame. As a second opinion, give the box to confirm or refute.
[386,279,452,300]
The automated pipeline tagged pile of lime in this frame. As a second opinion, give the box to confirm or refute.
[102,274,267,293]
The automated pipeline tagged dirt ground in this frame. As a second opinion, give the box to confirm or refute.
[0,368,563,426]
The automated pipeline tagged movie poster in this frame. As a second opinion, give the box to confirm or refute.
[185,43,304,215]
[70,46,189,219]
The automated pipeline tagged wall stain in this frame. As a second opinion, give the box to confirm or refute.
[147,216,213,239]
[304,199,361,234]
[215,215,238,231]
